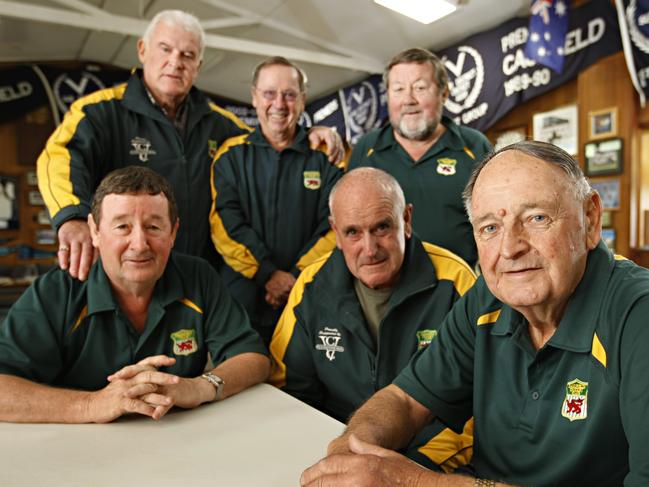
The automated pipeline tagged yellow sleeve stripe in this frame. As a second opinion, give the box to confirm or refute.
[613,254,628,261]
[417,418,474,473]
[366,148,374,157]
[296,230,337,271]
[269,255,330,388]
[422,241,477,296]
[591,332,607,368]
[178,298,203,315]
[208,102,252,132]
[69,305,89,334]
[477,309,501,326]
[463,146,476,160]
[209,135,260,279]
[37,83,128,217]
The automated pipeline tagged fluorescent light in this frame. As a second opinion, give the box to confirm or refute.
[374,0,457,24]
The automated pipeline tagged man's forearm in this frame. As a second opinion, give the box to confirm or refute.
[0,374,92,423]
[210,352,270,400]
[334,384,433,453]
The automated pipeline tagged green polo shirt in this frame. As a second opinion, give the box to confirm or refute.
[348,116,491,267]
[270,235,476,471]
[394,242,649,486]
[0,252,266,390]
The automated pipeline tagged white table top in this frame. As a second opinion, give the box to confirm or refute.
[0,383,344,486]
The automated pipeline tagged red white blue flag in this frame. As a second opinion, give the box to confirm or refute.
[525,0,570,73]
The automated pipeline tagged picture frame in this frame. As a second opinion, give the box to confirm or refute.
[532,105,578,155]
[0,175,19,230]
[584,138,623,176]
[590,178,621,210]
[493,126,527,151]
[588,107,617,140]
[601,228,616,253]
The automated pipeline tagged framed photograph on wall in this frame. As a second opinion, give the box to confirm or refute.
[0,175,19,230]
[588,107,617,140]
[532,105,578,155]
[493,126,527,151]
[601,228,616,253]
[590,178,621,210]
[584,138,623,176]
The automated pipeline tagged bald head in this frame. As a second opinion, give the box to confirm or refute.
[329,167,406,223]
[328,168,412,289]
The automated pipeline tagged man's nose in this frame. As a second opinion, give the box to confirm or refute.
[499,224,529,259]
[361,233,378,256]
[129,225,150,251]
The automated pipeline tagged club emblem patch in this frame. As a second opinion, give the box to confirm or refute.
[315,327,344,361]
[436,158,457,176]
[561,379,588,422]
[208,139,218,159]
[303,171,321,190]
[130,136,157,162]
[416,329,438,350]
[170,329,198,356]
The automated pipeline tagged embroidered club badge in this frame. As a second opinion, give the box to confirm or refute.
[561,378,588,421]
[416,329,438,350]
[315,327,344,361]
[436,158,457,176]
[170,329,198,356]
[129,136,157,162]
[303,171,321,190]
[208,139,218,159]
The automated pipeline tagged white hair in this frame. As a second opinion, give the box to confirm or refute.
[143,10,205,61]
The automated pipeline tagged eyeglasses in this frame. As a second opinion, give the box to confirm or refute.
[255,88,301,102]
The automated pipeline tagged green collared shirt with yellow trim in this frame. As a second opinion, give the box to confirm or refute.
[395,241,649,486]
[270,235,477,471]
[348,116,492,267]
[0,252,266,390]
[36,71,249,267]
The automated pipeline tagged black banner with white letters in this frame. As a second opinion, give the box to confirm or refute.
[437,0,621,131]
[616,0,649,106]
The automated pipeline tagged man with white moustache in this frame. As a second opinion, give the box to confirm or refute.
[348,48,491,268]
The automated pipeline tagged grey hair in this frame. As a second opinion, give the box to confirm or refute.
[143,10,205,61]
[252,56,307,93]
[383,47,449,91]
[462,140,593,221]
[328,167,406,222]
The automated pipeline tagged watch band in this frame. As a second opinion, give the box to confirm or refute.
[201,372,225,401]
[474,479,496,487]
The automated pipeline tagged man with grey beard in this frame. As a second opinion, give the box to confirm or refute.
[348,48,491,268]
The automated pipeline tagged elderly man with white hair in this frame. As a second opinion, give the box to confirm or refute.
[37,9,343,281]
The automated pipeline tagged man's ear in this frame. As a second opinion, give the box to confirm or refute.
[329,215,342,250]
[87,214,100,249]
[403,204,413,239]
[136,38,146,64]
[584,191,602,250]
[171,218,180,246]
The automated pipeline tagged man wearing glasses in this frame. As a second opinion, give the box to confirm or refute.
[210,57,343,345]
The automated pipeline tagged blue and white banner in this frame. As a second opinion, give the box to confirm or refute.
[615,0,649,106]
[438,0,620,131]
[525,0,570,73]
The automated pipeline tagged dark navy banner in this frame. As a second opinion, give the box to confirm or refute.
[438,0,621,131]
[616,0,649,106]
[0,66,49,124]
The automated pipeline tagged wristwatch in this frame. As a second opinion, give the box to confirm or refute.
[201,372,225,401]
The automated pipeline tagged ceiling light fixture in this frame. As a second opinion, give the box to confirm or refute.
[374,0,458,25]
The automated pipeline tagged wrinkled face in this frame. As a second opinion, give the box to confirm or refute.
[251,64,304,143]
[470,151,601,315]
[89,193,178,294]
[387,62,447,141]
[138,21,202,104]
[330,186,412,289]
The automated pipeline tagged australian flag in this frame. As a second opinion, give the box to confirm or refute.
[525,0,570,73]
